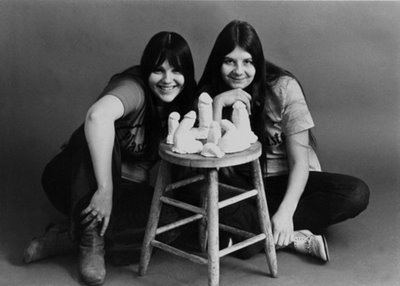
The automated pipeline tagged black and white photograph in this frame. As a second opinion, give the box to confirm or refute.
[1,1,399,285]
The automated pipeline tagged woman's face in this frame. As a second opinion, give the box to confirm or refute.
[148,60,185,103]
[220,46,256,90]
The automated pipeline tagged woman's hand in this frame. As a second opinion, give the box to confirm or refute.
[213,89,252,121]
[81,187,113,236]
[271,209,294,248]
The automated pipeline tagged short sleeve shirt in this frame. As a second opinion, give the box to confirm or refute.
[263,76,321,176]
[100,68,157,183]
[101,71,147,158]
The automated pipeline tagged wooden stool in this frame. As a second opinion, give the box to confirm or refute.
[139,141,277,286]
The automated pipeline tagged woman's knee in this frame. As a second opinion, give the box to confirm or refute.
[345,177,370,216]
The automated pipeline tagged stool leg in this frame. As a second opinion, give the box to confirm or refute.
[251,159,278,278]
[207,169,219,286]
[199,183,208,253]
[139,160,170,276]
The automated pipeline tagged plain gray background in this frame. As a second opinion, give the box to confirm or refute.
[1,0,398,211]
[0,1,399,285]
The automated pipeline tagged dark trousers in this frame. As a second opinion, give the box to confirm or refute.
[215,167,370,258]
[218,166,370,232]
[41,125,156,242]
[266,172,370,232]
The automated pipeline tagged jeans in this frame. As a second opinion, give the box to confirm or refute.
[215,167,370,258]
[219,166,370,232]
[265,171,370,232]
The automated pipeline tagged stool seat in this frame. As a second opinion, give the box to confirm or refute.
[159,141,262,168]
[139,142,278,286]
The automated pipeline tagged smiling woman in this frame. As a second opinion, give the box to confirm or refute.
[148,60,185,103]
[221,46,256,90]
[23,31,197,286]
[198,20,369,262]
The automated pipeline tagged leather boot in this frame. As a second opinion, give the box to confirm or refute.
[78,226,106,285]
[23,222,75,263]
[292,230,330,262]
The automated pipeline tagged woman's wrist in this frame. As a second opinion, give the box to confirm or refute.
[97,184,113,194]
[277,200,297,217]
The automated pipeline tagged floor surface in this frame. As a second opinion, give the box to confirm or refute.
[1,180,399,286]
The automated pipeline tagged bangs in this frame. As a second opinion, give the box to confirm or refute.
[152,49,184,71]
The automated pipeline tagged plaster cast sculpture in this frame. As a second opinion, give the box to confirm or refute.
[231,101,258,144]
[166,112,181,144]
[189,92,213,140]
[218,119,251,153]
[207,121,222,144]
[171,111,203,154]
[167,94,257,157]
[200,121,225,158]
[201,143,225,158]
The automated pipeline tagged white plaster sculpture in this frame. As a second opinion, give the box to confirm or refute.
[171,111,203,154]
[218,119,251,154]
[201,143,225,158]
[200,121,224,158]
[207,121,221,144]
[166,112,181,144]
[189,92,213,139]
[166,95,257,157]
[231,101,258,144]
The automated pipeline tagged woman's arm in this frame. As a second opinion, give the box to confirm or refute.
[272,130,310,247]
[81,95,124,236]
[212,89,252,122]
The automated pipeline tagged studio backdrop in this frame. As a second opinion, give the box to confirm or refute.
[1,1,399,223]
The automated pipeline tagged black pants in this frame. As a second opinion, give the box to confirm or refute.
[41,125,158,242]
[266,172,370,231]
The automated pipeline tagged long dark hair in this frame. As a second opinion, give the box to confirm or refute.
[198,20,316,148]
[109,32,195,157]
[198,20,266,107]
[140,31,196,114]
[140,31,196,156]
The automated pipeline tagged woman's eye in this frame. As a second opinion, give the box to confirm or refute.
[152,68,163,74]
[172,69,183,75]
[244,59,253,65]
[223,58,234,65]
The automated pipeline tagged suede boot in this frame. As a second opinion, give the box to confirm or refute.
[78,226,106,285]
[23,222,75,263]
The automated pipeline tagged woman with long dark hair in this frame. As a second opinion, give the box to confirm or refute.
[24,31,197,285]
[198,20,369,262]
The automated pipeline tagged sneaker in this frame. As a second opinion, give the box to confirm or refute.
[292,230,330,262]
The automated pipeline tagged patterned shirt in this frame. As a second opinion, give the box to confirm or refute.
[100,67,155,183]
[263,76,321,176]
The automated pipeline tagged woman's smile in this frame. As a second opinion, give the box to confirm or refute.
[156,84,179,93]
[221,46,256,89]
[148,60,185,103]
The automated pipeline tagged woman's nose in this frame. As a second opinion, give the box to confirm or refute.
[233,63,244,75]
[162,71,173,83]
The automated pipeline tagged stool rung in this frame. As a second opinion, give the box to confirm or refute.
[160,196,206,215]
[218,189,258,209]
[219,234,266,258]
[219,182,249,193]
[151,240,208,265]
[156,214,203,235]
[165,174,205,192]
[219,223,256,239]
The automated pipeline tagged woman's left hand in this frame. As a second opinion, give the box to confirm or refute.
[213,89,252,121]
[271,209,294,248]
